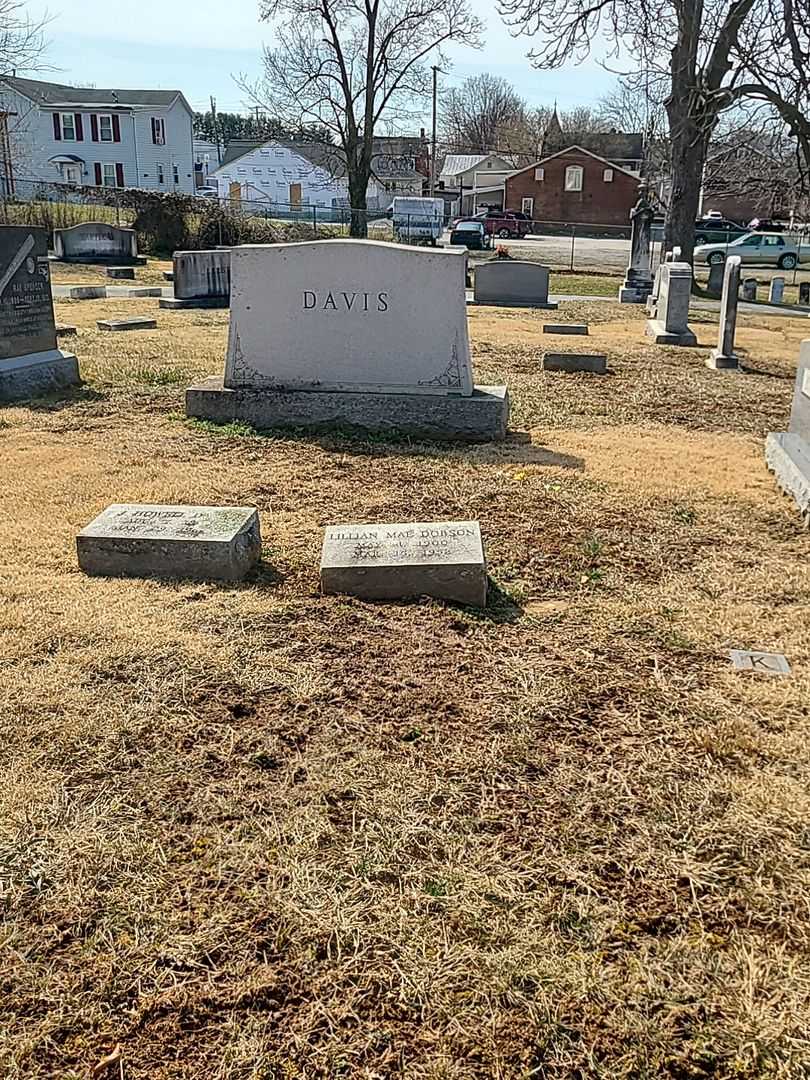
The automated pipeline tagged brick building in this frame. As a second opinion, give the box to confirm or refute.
[504,146,641,227]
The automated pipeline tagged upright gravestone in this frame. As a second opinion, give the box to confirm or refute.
[473,261,557,308]
[707,261,725,297]
[646,247,682,316]
[0,225,80,402]
[618,190,654,303]
[53,222,145,265]
[800,282,810,305]
[186,239,509,441]
[765,340,810,522]
[742,278,758,301]
[769,277,785,304]
[160,250,231,309]
[645,262,697,346]
[707,255,741,370]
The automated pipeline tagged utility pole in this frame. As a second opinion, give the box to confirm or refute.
[429,65,439,198]
[210,95,222,165]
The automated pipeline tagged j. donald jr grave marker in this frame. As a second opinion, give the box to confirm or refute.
[320,520,488,606]
[186,239,509,441]
[0,225,80,402]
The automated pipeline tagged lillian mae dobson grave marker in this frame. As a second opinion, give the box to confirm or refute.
[765,339,810,522]
[320,520,487,606]
[0,225,80,402]
[53,222,145,264]
[186,239,509,441]
[77,504,261,581]
[161,250,231,309]
[473,260,557,309]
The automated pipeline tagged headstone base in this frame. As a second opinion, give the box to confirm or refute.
[186,377,509,442]
[645,296,658,317]
[543,353,607,374]
[470,298,558,310]
[765,432,810,523]
[645,320,697,346]
[0,349,80,403]
[68,286,106,300]
[57,255,147,266]
[707,349,740,370]
[159,296,229,310]
[107,266,135,279]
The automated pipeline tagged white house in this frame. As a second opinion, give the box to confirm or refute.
[439,152,518,215]
[212,137,425,213]
[0,76,195,195]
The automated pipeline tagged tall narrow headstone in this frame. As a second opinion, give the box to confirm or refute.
[707,256,741,370]
[769,277,785,304]
[765,340,810,522]
[645,262,697,346]
[0,225,80,402]
[800,282,810,305]
[707,261,725,297]
[619,190,655,303]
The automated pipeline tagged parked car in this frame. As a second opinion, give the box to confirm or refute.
[391,196,444,245]
[749,217,785,232]
[693,216,747,245]
[196,187,219,199]
[694,231,802,268]
[449,220,491,250]
[453,209,532,240]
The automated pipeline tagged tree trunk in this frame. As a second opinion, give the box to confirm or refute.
[347,169,369,238]
[664,118,706,265]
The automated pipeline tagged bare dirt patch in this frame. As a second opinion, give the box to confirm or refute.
[2,298,810,1079]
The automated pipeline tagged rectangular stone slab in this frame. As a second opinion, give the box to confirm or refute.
[543,324,588,335]
[473,261,557,308]
[186,377,509,442]
[97,317,157,332]
[77,504,261,581]
[0,225,58,359]
[68,286,106,300]
[542,353,607,374]
[320,520,487,606]
[225,240,473,396]
[53,222,140,263]
[106,267,135,279]
[174,249,230,300]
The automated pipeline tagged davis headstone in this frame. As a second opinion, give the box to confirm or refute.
[707,255,741,370]
[769,277,785,304]
[765,339,810,522]
[320,520,487,606]
[473,261,558,308]
[160,249,231,309]
[618,190,654,303]
[186,239,509,441]
[646,262,697,345]
[53,222,144,264]
[77,504,261,581]
[0,225,80,402]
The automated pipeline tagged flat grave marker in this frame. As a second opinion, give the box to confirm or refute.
[543,352,607,374]
[729,649,791,676]
[97,317,158,332]
[543,323,588,336]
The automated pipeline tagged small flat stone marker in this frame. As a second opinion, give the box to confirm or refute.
[106,266,135,279]
[55,323,77,337]
[320,520,487,606]
[77,504,261,581]
[729,649,791,676]
[97,317,157,332]
[119,287,162,297]
[68,285,106,300]
[543,352,607,374]
[543,323,588,335]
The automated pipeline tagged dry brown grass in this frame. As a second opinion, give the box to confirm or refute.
[49,259,173,286]
[2,297,810,1079]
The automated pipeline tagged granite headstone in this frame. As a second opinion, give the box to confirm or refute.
[765,339,810,521]
[53,222,144,264]
[646,262,697,346]
[707,256,741,370]
[473,260,557,309]
[160,249,231,309]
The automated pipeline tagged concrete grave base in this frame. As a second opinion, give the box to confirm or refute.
[159,296,229,310]
[58,255,147,266]
[707,349,740,370]
[119,287,162,298]
[186,377,510,442]
[542,353,607,374]
[765,432,810,523]
[0,349,80,403]
[97,317,157,332]
[68,286,106,300]
[77,504,262,581]
[618,286,650,304]
[543,323,588,335]
[107,266,135,279]
[471,298,558,310]
[645,319,697,346]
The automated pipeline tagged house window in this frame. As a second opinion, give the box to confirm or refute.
[521,197,534,217]
[151,118,166,145]
[565,165,583,192]
[102,163,117,187]
[172,164,180,185]
[98,114,113,142]
[534,167,545,181]
[157,163,165,184]
[61,113,76,141]
[603,168,614,182]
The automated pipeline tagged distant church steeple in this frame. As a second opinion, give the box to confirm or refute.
[542,103,565,157]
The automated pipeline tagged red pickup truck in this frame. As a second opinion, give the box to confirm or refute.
[454,210,533,239]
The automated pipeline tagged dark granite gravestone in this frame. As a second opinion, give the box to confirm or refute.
[765,339,810,522]
[0,225,80,402]
[800,282,810,305]
[53,222,145,264]
[160,250,231,309]
[473,261,558,309]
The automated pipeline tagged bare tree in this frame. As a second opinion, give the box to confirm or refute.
[254,0,482,236]
[440,73,526,152]
[0,0,47,73]
[496,0,810,260]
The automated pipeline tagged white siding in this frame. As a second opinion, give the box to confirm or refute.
[131,99,195,194]
[212,143,347,207]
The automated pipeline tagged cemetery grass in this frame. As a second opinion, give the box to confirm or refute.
[2,299,810,1079]
[49,258,173,286]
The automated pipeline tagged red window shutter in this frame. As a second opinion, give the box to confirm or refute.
[75,113,83,141]
[112,114,121,142]
[94,163,102,186]
[115,163,124,187]
[90,114,98,141]
[53,113,61,140]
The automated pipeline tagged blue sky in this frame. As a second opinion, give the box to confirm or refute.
[25,0,618,117]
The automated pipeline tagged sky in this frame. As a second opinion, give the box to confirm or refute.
[22,0,619,119]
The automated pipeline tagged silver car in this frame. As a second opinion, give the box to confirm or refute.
[694,231,803,269]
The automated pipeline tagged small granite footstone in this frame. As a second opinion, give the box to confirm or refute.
[97,317,157,332]
[55,323,77,337]
[320,520,487,606]
[107,266,135,279]
[77,504,261,581]
[68,286,106,300]
[543,352,607,374]
[729,649,791,676]
[543,323,588,335]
